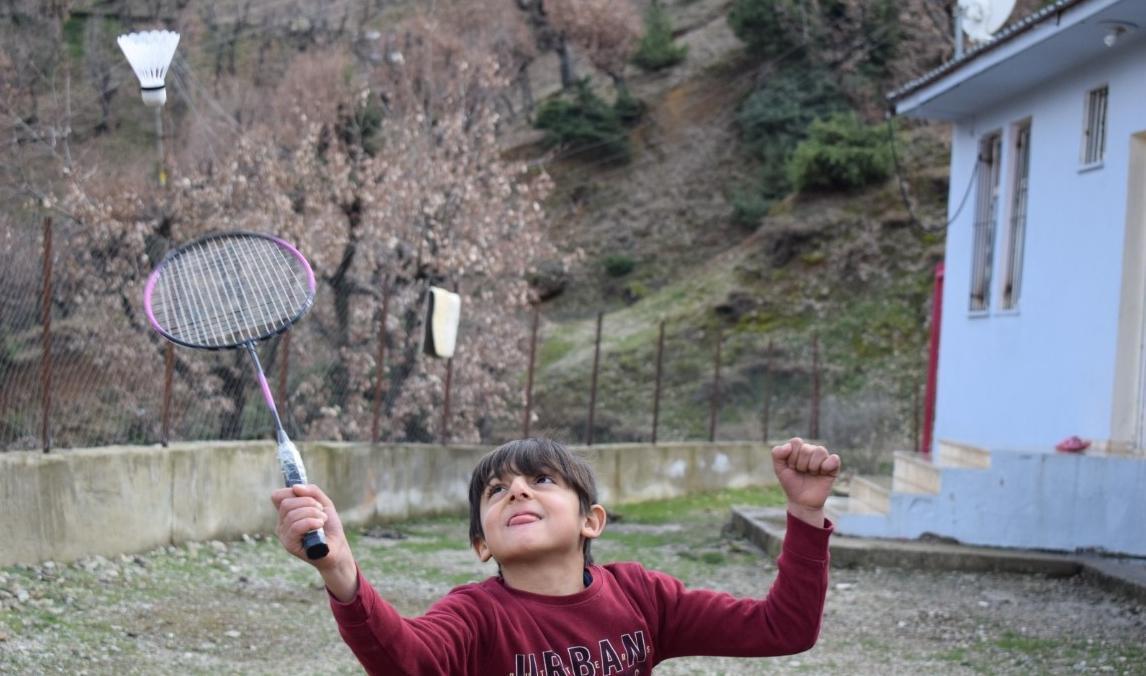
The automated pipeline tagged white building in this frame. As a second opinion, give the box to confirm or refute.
[835,0,1146,556]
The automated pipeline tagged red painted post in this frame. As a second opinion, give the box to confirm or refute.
[523,306,539,438]
[371,281,391,443]
[40,217,53,453]
[922,262,945,455]
[586,311,603,446]
[651,320,665,444]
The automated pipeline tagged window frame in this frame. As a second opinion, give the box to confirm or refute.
[1080,84,1108,168]
[969,131,1003,314]
[1000,119,1032,312]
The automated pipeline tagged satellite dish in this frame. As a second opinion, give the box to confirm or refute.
[958,0,1016,43]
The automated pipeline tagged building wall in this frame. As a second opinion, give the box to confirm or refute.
[935,40,1146,452]
[838,448,1146,557]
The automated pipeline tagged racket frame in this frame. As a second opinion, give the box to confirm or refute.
[143,230,316,351]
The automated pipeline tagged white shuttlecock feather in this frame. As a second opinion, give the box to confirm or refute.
[117,30,180,107]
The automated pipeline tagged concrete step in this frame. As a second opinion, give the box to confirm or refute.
[824,495,850,523]
[893,450,941,494]
[730,506,1086,578]
[850,475,891,514]
[937,439,991,469]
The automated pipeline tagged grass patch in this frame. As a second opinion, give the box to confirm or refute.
[539,336,575,369]
[994,630,1059,654]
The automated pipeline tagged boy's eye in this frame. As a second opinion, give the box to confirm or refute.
[535,474,555,485]
[486,484,505,498]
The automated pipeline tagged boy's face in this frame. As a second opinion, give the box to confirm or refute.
[472,467,605,566]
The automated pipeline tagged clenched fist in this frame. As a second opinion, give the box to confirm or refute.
[772,437,840,528]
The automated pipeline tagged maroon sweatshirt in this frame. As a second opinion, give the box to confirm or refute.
[330,513,832,675]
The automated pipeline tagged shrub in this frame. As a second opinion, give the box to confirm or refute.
[736,66,846,197]
[787,113,893,193]
[727,0,800,59]
[861,0,900,77]
[534,80,630,163]
[613,88,647,126]
[603,254,636,277]
[632,2,688,71]
[730,190,770,230]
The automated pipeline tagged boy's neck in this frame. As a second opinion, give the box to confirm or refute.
[500,556,588,596]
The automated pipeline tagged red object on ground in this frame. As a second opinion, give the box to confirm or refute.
[922,262,944,455]
[1055,435,1090,453]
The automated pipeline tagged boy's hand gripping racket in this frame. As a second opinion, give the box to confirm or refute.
[143,231,329,560]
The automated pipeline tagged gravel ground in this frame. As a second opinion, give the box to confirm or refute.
[1,490,1143,675]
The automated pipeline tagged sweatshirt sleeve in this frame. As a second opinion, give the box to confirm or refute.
[650,513,832,660]
[329,568,479,675]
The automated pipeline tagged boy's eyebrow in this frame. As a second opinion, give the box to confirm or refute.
[484,466,561,486]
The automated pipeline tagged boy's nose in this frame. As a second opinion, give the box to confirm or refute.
[507,476,531,500]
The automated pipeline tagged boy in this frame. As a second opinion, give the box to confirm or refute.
[273,436,839,675]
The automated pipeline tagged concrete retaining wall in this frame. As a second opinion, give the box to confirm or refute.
[0,441,777,566]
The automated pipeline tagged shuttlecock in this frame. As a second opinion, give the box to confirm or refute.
[117,30,180,107]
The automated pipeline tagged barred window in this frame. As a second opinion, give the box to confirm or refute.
[1082,86,1108,166]
[1002,122,1031,310]
[970,133,1002,312]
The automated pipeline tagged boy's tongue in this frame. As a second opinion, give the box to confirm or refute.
[508,513,540,526]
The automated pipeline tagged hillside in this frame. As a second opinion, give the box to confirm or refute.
[519,0,959,465]
[0,0,1044,456]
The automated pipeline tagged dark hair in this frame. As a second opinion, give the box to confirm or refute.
[468,438,599,565]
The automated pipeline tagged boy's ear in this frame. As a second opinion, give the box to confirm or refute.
[472,536,494,563]
[580,504,608,540]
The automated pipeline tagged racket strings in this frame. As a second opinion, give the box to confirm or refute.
[150,235,312,348]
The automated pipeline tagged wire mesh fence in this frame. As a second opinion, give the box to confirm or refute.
[2,217,926,456]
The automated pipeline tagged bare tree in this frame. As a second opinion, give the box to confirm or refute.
[84,16,121,135]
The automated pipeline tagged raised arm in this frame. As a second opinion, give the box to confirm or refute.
[272,483,358,601]
[645,512,831,660]
[643,438,839,661]
[273,484,478,674]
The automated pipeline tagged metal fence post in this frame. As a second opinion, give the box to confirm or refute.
[440,282,459,445]
[810,333,821,440]
[586,311,603,446]
[761,339,773,444]
[709,327,723,442]
[651,320,665,444]
[371,280,391,443]
[40,217,53,453]
[912,378,921,453]
[442,357,453,444]
[523,306,539,438]
[161,344,174,446]
[276,329,291,432]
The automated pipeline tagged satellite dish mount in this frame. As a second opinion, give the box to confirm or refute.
[955,0,1016,57]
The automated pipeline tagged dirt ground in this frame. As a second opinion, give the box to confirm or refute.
[1,488,1143,675]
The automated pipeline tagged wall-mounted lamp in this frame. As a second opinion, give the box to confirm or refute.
[1101,20,1137,48]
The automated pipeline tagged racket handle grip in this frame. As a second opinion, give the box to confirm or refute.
[303,528,329,560]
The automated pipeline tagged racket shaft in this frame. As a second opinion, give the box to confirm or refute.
[245,344,327,556]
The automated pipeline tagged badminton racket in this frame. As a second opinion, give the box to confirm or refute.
[143,231,329,560]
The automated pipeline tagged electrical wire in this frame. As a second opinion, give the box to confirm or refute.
[886,115,980,233]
